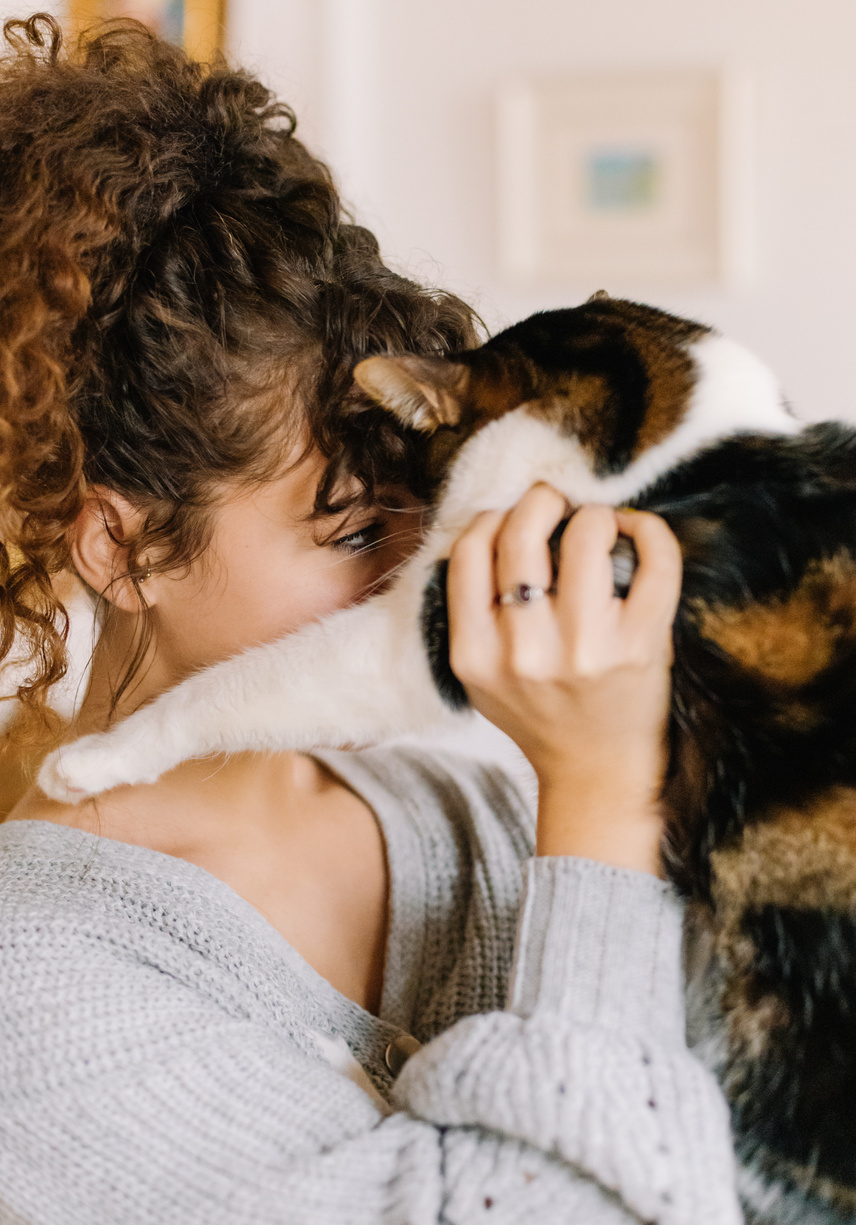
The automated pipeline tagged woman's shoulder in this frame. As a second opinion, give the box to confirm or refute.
[0,817,262,975]
[0,817,362,1032]
[0,816,235,917]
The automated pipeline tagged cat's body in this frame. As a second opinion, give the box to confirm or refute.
[37,296,856,1223]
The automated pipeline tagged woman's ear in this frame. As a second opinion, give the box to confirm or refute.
[70,486,151,613]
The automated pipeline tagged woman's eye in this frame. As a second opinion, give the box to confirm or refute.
[330,521,384,555]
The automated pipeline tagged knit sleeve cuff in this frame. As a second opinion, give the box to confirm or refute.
[506,856,686,1048]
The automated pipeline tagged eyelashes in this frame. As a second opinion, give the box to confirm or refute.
[329,520,385,555]
[325,501,427,560]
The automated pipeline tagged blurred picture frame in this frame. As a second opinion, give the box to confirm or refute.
[497,69,754,289]
[67,0,225,60]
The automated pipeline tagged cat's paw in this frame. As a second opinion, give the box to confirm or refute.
[38,734,153,803]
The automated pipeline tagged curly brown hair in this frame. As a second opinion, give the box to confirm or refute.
[0,13,479,733]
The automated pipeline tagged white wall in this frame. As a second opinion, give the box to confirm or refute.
[4,0,855,422]
[228,0,856,424]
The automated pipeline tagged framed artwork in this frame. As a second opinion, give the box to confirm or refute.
[67,0,225,60]
[496,69,753,288]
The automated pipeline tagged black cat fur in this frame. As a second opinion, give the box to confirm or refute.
[412,306,856,1225]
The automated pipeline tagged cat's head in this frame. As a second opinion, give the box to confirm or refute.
[353,294,792,494]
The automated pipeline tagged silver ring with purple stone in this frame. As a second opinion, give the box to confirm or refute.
[498,583,554,608]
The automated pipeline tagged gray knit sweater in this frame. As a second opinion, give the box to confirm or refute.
[0,747,740,1225]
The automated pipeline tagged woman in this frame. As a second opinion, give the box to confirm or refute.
[0,15,740,1224]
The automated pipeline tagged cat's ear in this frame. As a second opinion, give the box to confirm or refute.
[353,355,470,432]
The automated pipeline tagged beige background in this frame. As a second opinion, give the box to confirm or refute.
[6,0,856,422]
[224,0,856,426]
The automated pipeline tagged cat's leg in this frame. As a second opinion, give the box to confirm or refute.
[38,576,455,802]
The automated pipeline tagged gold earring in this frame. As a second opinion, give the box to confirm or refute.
[137,562,152,584]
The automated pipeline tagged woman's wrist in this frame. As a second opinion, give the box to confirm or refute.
[535,781,665,876]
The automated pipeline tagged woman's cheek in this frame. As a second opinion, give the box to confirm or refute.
[291,556,373,620]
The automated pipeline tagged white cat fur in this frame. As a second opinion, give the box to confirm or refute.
[38,334,800,802]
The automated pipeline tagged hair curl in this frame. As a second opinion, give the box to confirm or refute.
[0,13,479,734]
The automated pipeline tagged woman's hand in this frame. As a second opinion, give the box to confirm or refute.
[446,485,682,876]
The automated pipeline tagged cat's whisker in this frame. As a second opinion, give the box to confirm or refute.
[355,559,414,599]
[323,526,426,570]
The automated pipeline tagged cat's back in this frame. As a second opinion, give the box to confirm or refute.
[643,421,856,887]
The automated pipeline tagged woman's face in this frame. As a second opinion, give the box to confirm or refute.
[147,445,425,687]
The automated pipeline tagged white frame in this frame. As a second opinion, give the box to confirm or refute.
[497,69,754,289]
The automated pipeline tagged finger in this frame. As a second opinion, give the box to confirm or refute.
[494,483,569,601]
[615,510,682,628]
[492,484,570,677]
[555,504,620,623]
[446,509,504,676]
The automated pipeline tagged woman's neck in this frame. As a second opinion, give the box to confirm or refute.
[73,603,189,735]
[12,604,319,848]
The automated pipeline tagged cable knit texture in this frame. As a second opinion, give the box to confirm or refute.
[0,747,741,1224]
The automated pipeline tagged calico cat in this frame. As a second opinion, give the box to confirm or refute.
[37,294,856,1225]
